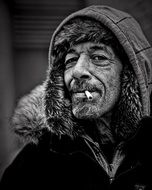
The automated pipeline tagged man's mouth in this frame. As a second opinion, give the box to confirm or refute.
[72,90,101,100]
[72,91,87,98]
[76,91,92,97]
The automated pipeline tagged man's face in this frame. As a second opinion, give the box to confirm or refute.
[64,42,123,119]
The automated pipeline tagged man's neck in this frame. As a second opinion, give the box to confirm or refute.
[95,112,115,144]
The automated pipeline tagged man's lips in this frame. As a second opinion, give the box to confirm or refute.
[70,85,103,99]
[73,92,87,97]
[71,88,101,94]
[72,91,101,99]
[71,90,94,93]
[70,86,99,93]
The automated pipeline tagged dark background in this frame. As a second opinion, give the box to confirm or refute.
[0,0,152,179]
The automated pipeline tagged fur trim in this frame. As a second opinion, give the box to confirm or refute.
[11,84,50,145]
[44,66,83,138]
[112,65,142,141]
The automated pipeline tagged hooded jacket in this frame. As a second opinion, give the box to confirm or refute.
[1,5,152,190]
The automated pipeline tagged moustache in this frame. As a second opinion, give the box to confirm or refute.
[69,82,101,94]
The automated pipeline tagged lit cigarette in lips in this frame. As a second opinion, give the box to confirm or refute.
[85,90,93,100]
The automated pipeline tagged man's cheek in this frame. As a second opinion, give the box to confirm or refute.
[107,72,120,90]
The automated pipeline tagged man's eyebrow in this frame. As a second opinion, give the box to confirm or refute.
[89,45,107,52]
[90,45,113,57]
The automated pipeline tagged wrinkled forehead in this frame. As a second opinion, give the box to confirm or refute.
[66,42,118,59]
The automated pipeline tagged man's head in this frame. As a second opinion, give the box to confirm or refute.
[64,41,123,119]
[45,7,149,140]
[54,18,124,120]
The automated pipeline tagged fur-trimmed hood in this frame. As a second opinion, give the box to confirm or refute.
[11,5,152,145]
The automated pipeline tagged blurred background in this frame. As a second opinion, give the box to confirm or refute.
[0,0,152,179]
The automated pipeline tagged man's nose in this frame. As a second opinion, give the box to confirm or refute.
[72,54,91,80]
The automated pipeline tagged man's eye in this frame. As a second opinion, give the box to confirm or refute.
[91,55,107,61]
[65,57,78,68]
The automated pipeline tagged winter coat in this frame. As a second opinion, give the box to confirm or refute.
[1,5,152,190]
[0,117,152,190]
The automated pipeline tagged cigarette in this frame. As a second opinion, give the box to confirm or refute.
[85,91,93,100]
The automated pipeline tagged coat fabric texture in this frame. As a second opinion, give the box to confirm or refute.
[1,117,152,190]
[1,5,152,190]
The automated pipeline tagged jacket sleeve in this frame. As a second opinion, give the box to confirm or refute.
[0,143,38,189]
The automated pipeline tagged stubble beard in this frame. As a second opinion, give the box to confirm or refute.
[72,96,103,119]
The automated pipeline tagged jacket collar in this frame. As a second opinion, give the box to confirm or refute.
[46,116,152,177]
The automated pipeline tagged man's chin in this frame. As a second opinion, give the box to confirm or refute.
[72,104,100,119]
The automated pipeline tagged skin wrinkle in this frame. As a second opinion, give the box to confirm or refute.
[66,43,114,60]
[64,42,123,144]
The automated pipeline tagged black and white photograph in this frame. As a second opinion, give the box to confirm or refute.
[0,0,152,189]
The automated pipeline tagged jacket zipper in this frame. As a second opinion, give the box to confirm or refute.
[83,135,125,184]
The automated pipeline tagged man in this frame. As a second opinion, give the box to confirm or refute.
[0,5,152,190]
